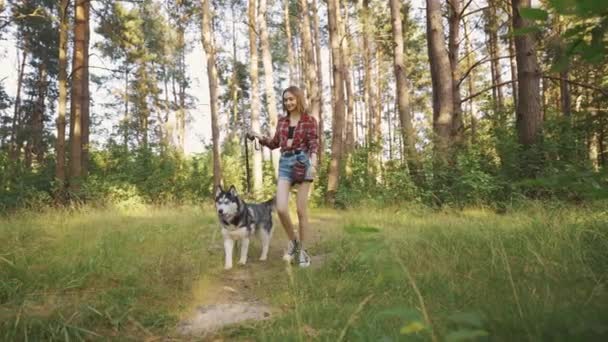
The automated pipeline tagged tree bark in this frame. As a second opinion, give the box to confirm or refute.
[201,0,223,189]
[463,17,478,144]
[55,0,69,192]
[426,0,454,161]
[248,0,263,196]
[69,0,88,193]
[559,69,571,116]
[390,0,419,176]
[448,0,463,141]
[81,0,90,176]
[360,0,377,177]
[326,0,346,205]
[9,47,27,161]
[512,0,542,147]
[32,63,48,166]
[230,2,239,136]
[285,0,296,86]
[486,1,504,112]
[507,4,518,108]
[311,0,324,162]
[259,0,280,176]
[340,0,355,154]
[177,16,186,153]
[123,67,130,149]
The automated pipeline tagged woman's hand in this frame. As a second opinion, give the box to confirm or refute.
[247,130,263,141]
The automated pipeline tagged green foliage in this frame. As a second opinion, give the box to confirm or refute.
[0,151,55,211]
[517,0,608,67]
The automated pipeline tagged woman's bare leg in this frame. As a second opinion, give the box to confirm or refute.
[276,179,297,240]
[296,182,312,244]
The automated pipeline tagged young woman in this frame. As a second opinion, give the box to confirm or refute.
[248,86,319,268]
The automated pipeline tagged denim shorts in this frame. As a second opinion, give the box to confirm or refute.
[278,151,313,183]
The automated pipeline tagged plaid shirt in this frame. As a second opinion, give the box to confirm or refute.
[260,113,319,155]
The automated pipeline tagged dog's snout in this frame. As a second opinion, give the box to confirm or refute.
[218,208,224,214]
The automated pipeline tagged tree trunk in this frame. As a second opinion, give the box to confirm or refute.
[248,0,263,196]
[426,0,454,161]
[448,0,463,141]
[326,0,346,205]
[177,20,186,153]
[55,0,69,192]
[374,49,383,152]
[360,0,377,177]
[340,0,355,155]
[32,64,48,166]
[463,17,478,144]
[69,0,88,193]
[284,0,296,85]
[486,1,504,112]
[507,4,518,108]
[230,3,240,136]
[201,0,223,189]
[512,0,542,147]
[299,0,321,127]
[123,67,130,149]
[163,67,172,148]
[81,0,90,177]
[259,0,280,176]
[311,0,324,162]
[10,47,27,161]
[390,0,419,176]
[559,69,571,116]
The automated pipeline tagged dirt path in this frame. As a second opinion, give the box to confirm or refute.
[175,215,333,339]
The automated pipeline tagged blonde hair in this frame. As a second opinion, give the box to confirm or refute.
[282,86,307,116]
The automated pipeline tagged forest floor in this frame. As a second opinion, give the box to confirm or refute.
[1,201,607,341]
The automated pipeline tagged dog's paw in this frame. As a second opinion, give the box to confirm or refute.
[259,256,267,261]
[224,264,233,270]
[237,260,247,266]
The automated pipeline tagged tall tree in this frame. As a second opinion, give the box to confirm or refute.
[298,0,321,128]
[284,0,296,86]
[9,39,27,162]
[390,0,419,175]
[248,0,263,195]
[341,0,355,155]
[486,0,504,112]
[360,0,376,148]
[259,0,279,175]
[56,0,70,189]
[311,0,324,162]
[448,0,463,140]
[201,0,222,189]
[511,0,542,148]
[81,0,90,175]
[426,0,454,161]
[69,0,89,192]
[326,0,346,205]
[507,3,518,108]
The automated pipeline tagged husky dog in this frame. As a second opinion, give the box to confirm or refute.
[215,185,275,270]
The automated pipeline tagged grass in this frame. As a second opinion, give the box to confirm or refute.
[1,201,607,341]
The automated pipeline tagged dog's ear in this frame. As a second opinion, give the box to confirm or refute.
[229,185,238,197]
[215,184,223,197]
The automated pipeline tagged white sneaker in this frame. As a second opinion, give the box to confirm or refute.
[298,249,311,268]
[283,240,299,262]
